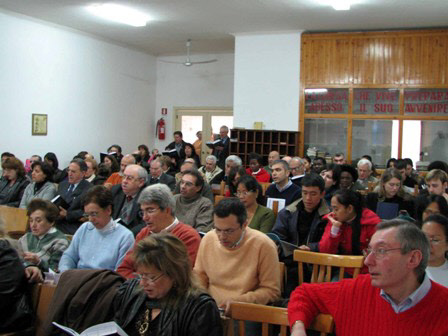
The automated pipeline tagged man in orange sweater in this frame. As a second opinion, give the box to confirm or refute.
[288,219,448,336]
[194,198,280,317]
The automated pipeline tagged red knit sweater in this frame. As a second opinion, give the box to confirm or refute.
[246,167,271,183]
[288,274,448,336]
[116,222,201,278]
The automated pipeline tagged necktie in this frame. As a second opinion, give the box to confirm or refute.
[66,184,74,199]
[119,196,133,225]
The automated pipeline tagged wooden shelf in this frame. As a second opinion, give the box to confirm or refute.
[230,129,299,166]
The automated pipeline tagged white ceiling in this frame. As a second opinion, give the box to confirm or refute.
[1,0,447,56]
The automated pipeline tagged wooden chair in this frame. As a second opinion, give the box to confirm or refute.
[294,250,365,285]
[278,261,285,295]
[214,195,226,206]
[260,182,271,195]
[230,302,334,336]
[35,284,57,336]
[0,206,28,237]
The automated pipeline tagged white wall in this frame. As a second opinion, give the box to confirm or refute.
[233,32,302,131]
[154,54,234,150]
[0,11,157,167]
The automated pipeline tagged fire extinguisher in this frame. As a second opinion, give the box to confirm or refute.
[156,118,166,140]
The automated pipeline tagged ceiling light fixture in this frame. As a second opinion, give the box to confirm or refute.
[87,4,150,27]
[332,0,351,10]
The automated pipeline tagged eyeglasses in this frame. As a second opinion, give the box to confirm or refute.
[138,207,160,217]
[362,247,403,259]
[123,174,140,182]
[136,273,164,284]
[214,227,241,236]
[423,209,440,216]
[83,212,99,218]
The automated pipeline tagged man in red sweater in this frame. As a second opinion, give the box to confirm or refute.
[116,183,201,278]
[288,219,448,336]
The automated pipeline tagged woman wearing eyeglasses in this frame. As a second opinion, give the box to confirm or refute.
[422,214,448,287]
[113,233,222,336]
[236,175,274,233]
[58,185,134,272]
[319,189,381,273]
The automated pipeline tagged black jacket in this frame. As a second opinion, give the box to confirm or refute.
[114,279,222,336]
[0,240,33,333]
[111,184,145,236]
[0,176,30,207]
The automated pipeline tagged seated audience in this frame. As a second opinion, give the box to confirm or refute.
[174,161,213,201]
[103,154,120,175]
[272,173,330,295]
[422,214,448,287]
[19,161,56,208]
[56,158,92,234]
[427,160,448,174]
[108,144,124,163]
[194,198,280,318]
[264,151,280,174]
[104,154,136,189]
[386,157,397,169]
[114,234,222,335]
[224,155,243,182]
[138,144,151,163]
[159,155,177,177]
[184,143,201,168]
[320,163,341,206]
[237,175,275,233]
[424,169,448,200]
[1,151,15,163]
[303,155,312,173]
[59,186,134,272]
[199,155,224,185]
[174,170,214,232]
[320,189,380,272]
[246,152,271,183]
[84,158,106,185]
[356,158,379,189]
[339,164,364,191]
[193,130,202,156]
[416,194,448,224]
[117,184,201,278]
[289,157,306,187]
[0,224,34,333]
[332,152,346,165]
[148,159,176,191]
[311,157,326,174]
[0,157,30,207]
[365,168,415,218]
[288,220,448,336]
[225,165,247,197]
[265,159,301,206]
[18,199,69,272]
[111,164,148,235]
[44,152,67,183]
[395,159,419,192]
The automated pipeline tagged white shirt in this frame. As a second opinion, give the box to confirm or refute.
[426,260,448,287]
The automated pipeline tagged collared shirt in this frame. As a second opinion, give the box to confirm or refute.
[275,179,293,192]
[159,217,179,233]
[291,174,305,180]
[95,218,117,233]
[175,142,183,155]
[380,274,432,313]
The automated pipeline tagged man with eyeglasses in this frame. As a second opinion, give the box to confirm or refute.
[117,184,201,279]
[111,164,148,236]
[104,154,135,189]
[265,159,301,206]
[288,220,448,336]
[174,169,214,233]
[194,198,280,323]
[289,157,306,187]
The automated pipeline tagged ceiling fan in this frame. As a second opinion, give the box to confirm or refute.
[159,39,218,66]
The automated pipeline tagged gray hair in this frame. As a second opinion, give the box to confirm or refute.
[206,155,217,164]
[377,220,429,280]
[220,125,229,132]
[272,159,289,171]
[225,155,242,167]
[357,158,372,170]
[290,157,305,167]
[138,184,176,215]
[136,165,148,183]
[123,154,136,164]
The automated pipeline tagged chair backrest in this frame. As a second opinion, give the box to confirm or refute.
[260,182,271,195]
[0,205,28,235]
[35,284,57,336]
[293,250,364,285]
[214,195,226,206]
[230,302,334,336]
[278,261,285,295]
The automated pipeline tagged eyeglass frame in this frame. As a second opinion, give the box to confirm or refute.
[214,226,242,236]
[135,272,165,284]
[362,247,404,259]
[138,207,161,217]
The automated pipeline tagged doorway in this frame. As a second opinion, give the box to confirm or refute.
[175,108,233,164]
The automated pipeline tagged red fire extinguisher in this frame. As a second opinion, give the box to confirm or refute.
[156,118,166,140]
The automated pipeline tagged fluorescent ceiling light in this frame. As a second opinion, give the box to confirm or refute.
[87,4,150,27]
[332,1,351,10]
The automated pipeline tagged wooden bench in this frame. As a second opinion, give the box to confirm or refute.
[0,206,28,238]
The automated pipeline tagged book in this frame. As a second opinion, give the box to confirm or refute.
[266,233,300,257]
[162,148,180,159]
[52,321,128,336]
[376,202,399,220]
[100,152,117,163]
[205,139,224,149]
[51,195,70,210]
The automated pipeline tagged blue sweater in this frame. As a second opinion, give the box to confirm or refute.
[58,219,134,272]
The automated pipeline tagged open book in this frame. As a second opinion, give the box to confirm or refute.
[52,321,128,336]
[205,139,224,149]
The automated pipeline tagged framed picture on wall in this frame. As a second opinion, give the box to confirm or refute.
[32,114,48,136]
